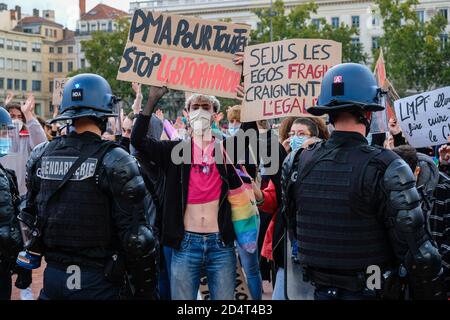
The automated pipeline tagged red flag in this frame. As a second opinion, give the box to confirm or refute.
[373,49,395,120]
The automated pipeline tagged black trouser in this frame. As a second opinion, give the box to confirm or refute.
[0,269,12,300]
[39,263,121,300]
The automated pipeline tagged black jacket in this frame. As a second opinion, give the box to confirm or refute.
[131,114,257,249]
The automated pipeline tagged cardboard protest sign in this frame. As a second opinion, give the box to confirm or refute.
[394,86,450,148]
[52,78,69,106]
[117,10,251,99]
[241,39,341,122]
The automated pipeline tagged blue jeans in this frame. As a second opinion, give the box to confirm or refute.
[314,286,379,300]
[272,268,286,300]
[170,232,236,300]
[237,243,262,300]
[39,264,121,300]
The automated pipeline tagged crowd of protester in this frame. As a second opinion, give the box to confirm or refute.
[1,72,449,300]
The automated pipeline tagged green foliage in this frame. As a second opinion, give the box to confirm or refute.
[251,0,367,63]
[375,0,450,95]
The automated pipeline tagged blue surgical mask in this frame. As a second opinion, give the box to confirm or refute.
[228,125,240,136]
[290,136,308,151]
[0,137,11,157]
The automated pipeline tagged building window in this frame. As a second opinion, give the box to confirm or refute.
[101,23,107,30]
[7,78,13,90]
[32,61,42,72]
[6,39,13,50]
[439,8,449,23]
[0,78,4,89]
[32,42,41,53]
[49,81,53,93]
[35,103,41,115]
[6,58,12,70]
[68,46,73,54]
[68,61,73,72]
[32,80,41,92]
[45,28,49,37]
[49,62,54,72]
[14,79,20,90]
[22,80,27,91]
[372,15,380,27]
[0,58,4,69]
[372,37,380,50]
[54,30,57,38]
[57,62,63,73]
[0,38,4,48]
[21,41,27,52]
[91,24,97,31]
[81,58,86,69]
[311,18,320,29]
[108,21,112,32]
[49,46,54,53]
[21,60,27,72]
[351,15,360,28]
[440,33,449,49]
[57,47,63,54]
[14,41,20,51]
[331,17,339,28]
[417,10,425,23]
[351,37,360,46]
[13,59,20,71]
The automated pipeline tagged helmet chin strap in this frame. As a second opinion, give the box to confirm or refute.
[350,111,372,136]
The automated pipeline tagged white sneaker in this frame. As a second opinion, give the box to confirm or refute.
[20,287,34,300]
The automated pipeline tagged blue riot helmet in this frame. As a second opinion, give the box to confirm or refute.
[49,73,119,124]
[0,107,15,157]
[308,63,384,117]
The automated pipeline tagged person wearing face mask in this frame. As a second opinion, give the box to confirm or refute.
[0,107,31,300]
[1,95,47,196]
[281,63,444,300]
[131,84,258,300]
[226,105,241,137]
[287,118,320,153]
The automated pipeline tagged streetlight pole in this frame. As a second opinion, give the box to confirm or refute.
[269,0,273,42]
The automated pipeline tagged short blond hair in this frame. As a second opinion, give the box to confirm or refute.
[226,105,241,122]
[185,94,220,113]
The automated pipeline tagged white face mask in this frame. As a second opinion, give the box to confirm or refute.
[189,109,212,135]
[12,119,24,130]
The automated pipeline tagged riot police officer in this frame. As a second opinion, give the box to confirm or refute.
[0,107,30,300]
[18,74,158,300]
[282,63,444,300]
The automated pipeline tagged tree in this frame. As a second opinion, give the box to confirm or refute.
[251,1,367,63]
[375,0,450,96]
[69,18,132,100]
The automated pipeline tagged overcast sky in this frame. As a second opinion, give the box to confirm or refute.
[2,0,131,30]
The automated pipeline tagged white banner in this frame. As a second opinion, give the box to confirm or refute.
[394,86,450,148]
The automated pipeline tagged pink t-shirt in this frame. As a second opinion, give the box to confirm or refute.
[187,140,222,204]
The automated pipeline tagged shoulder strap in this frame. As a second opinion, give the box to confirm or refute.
[45,140,117,208]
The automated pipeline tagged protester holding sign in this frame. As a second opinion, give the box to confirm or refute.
[130,70,258,300]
